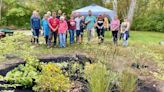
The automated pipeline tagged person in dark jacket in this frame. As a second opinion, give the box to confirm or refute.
[31,12,41,44]
[96,15,105,44]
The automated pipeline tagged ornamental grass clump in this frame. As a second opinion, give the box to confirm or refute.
[84,62,118,92]
[120,70,137,92]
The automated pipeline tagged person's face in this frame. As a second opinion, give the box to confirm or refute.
[45,15,49,20]
[81,16,85,20]
[77,13,80,17]
[60,18,64,21]
[114,16,118,20]
[125,18,128,22]
[88,11,92,16]
[71,16,74,19]
[52,13,56,18]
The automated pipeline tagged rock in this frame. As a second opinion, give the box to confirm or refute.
[159,41,164,45]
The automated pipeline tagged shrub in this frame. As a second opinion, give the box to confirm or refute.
[33,63,70,92]
[132,10,164,32]
[0,17,7,26]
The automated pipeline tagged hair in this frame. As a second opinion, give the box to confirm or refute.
[33,11,39,17]
[88,10,92,13]
[47,11,51,15]
[44,14,49,17]
[60,16,65,20]
[98,15,104,20]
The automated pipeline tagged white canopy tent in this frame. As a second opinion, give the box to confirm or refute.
[72,4,116,20]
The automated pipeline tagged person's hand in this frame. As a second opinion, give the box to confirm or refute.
[52,28,56,32]
[125,28,128,31]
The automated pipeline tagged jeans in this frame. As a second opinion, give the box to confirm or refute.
[69,29,75,44]
[122,31,129,46]
[33,29,40,44]
[59,33,66,48]
[48,31,58,46]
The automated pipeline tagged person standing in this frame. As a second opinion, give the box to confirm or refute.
[47,11,52,20]
[110,16,120,45]
[42,14,50,45]
[75,13,82,44]
[96,15,105,44]
[58,16,68,48]
[85,10,96,43]
[103,14,109,31]
[48,12,59,47]
[79,16,86,44]
[120,17,130,46]
[57,10,62,19]
[62,13,69,45]
[68,15,76,45]
[31,11,41,45]
[30,10,37,43]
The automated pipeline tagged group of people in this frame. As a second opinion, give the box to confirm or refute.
[30,10,130,48]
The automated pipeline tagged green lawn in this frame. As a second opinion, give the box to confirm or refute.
[129,31,164,44]
[103,31,164,45]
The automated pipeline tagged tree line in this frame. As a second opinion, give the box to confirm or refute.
[0,0,164,32]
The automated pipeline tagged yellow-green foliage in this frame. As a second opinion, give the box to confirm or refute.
[0,33,34,61]
[33,63,70,92]
[120,71,137,92]
[84,62,111,92]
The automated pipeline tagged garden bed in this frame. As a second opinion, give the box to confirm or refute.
[0,54,163,92]
[0,54,92,92]
[0,54,93,76]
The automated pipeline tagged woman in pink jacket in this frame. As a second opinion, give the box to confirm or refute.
[58,16,68,48]
[110,16,120,45]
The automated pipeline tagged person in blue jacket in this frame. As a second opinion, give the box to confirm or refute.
[42,14,50,45]
[31,12,41,44]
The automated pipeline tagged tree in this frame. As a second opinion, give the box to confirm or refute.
[128,0,136,24]
[112,0,118,15]
[0,0,2,20]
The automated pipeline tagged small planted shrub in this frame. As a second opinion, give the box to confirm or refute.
[5,63,39,88]
[120,71,137,92]
[33,63,70,92]
[84,62,112,92]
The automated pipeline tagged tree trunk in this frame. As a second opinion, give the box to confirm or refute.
[0,0,2,20]
[128,0,136,25]
[113,0,117,15]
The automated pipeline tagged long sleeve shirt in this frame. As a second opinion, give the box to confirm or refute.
[110,19,120,31]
